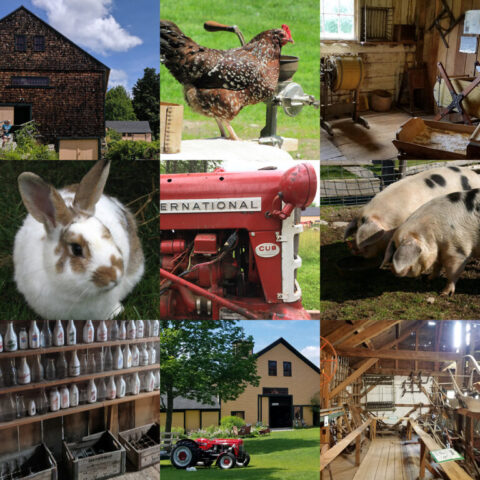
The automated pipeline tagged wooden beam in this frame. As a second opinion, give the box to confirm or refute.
[320,418,372,471]
[409,420,474,480]
[367,368,450,377]
[325,320,374,346]
[336,347,460,363]
[337,320,403,348]
[329,358,379,399]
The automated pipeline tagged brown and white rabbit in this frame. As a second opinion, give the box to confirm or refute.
[13,159,144,319]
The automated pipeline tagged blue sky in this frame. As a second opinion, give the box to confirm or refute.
[0,1,159,93]
[237,321,320,367]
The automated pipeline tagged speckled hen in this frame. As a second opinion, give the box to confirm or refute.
[160,20,293,140]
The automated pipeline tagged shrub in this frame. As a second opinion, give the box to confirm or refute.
[105,139,159,160]
[220,415,246,429]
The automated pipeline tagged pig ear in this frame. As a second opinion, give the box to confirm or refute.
[381,238,396,268]
[392,240,422,274]
[357,220,385,248]
[344,218,358,240]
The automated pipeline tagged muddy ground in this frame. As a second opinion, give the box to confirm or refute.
[321,206,480,321]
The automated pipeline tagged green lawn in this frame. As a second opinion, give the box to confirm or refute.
[160,0,320,159]
[298,228,320,310]
[0,161,159,320]
[160,428,320,479]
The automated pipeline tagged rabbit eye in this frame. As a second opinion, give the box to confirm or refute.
[70,243,83,257]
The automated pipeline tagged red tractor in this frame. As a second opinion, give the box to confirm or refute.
[170,437,251,469]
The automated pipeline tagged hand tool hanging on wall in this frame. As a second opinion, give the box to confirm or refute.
[428,0,464,48]
[434,61,480,124]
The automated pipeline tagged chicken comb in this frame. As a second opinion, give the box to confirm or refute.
[281,24,293,40]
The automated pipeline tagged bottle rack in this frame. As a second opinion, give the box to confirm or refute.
[0,321,160,432]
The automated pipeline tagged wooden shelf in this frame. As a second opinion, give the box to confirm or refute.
[0,336,159,359]
[0,390,160,431]
[0,363,159,395]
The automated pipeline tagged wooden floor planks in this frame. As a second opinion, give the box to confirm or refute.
[352,437,435,480]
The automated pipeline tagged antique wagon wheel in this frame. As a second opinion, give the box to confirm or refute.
[321,336,338,387]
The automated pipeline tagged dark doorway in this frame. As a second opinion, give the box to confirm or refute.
[269,396,292,428]
[14,105,31,125]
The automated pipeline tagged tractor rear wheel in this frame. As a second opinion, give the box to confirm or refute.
[236,452,250,467]
[171,443,199,469]
[217,452,236,469]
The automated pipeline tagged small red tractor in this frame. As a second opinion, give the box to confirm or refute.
[170,437,250,469]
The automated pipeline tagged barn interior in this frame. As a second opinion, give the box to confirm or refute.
[320,320,480,480]
[321,0,480,162]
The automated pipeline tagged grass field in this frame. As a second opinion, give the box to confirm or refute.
[320,205,480,320]
[298,227,320,310]
[160,0,320,159]
[160,428,320,479]
[0,161,159,320]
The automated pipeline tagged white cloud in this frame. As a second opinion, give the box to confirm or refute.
[108,68,129,90]
[32,0,143,54]
[301,345,320,367]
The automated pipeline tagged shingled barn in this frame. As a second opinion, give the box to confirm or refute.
[0,6,110,159]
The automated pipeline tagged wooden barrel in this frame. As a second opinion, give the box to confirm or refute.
[331,56,364,92]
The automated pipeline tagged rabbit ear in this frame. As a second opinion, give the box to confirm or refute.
[18,172,72,230]
[73,159,111,215]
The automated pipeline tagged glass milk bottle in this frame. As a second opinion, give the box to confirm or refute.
[118,321,126,340]
[127,320,136,339]
[152,319,159,337]
[97,378,107,401]
[110,320,118,341]
[70,384,79,407]
[49,388,60,412]
[69,350,80,377]
[146,371,155,392]
[132,372,141,395]
[148,343,156,365]
[140,343,149,366]
[32,355,44,382]
[60,385,70,409]
[53,320,64,346]
[29,320,40,349]
[45,358,56,381]
[113,345,123,370]
[88,379,97,404]
[66,320,76,346]
[104,347,113,371]
[5,322,17,351]
[18,357,31,385]
[27,398,36,416]
[135,320,144,339]
[56,352,68,379]
[131,344,139,367]
[107,376,116,399]
[83,320,94,344]
[41,320,52,348]
[154,370,160,390]
[123,344,132,369]
[97,320,108,342]
[0,329,3,352]
[116,376,126,398]
[18,327,28,350]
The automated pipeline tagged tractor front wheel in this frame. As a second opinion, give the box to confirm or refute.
[236,452,250,467]
[171,444,198,469]
[217,452,236,469]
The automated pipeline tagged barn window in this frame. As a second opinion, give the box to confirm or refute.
[321,0,355,40]
[15,35,27,51]
[231,411,245,419]
[11,76,50,87]
[283,361,292,377]
[268,360,277,376]
[34,36,45,52]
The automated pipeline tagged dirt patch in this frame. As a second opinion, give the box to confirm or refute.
[321,206,480,320]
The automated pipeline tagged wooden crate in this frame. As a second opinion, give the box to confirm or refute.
[62,431,125,480]
[393,117,477,159]
[0,444,57,480]
[160,102,183,154]
[118,422,160,470]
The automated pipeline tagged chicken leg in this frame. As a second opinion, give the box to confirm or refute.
[225,121,240,141]
[215,117,227,138]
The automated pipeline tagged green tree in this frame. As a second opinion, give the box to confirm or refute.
[132,68,159,139]
[160,321,260,433]
[105,86,137,121]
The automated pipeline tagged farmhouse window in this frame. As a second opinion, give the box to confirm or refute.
[34,36,45,51]
[11,76,50,87]
[231,411,245,419]
[268,360,277,376]
[321,0,355,40]
[15,35,27,51]
[283,361,292,377]
[263,387,288,395]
